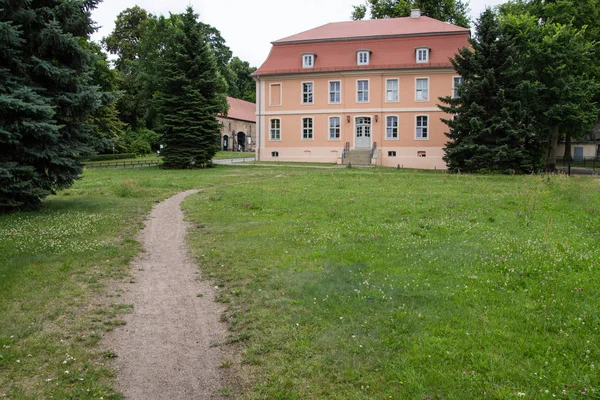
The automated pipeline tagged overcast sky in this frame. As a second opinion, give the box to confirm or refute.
[91,0,507,67]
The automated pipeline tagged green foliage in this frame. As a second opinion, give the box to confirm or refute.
[439,10,543,173]
[85,153,136,162]
[156,7,226,169]
[103,6,150,71]
[352,0,471,27]
[122,128,160,156]
[227,57,257,103]
[0,0,102,211]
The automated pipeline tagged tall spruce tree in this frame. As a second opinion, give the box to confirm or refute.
[438,9,543,173]
[158,7,225,169]
[0,0,101,211]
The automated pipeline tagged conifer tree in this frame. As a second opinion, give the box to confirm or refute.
[0,0,101,211]
[438,9,543,173]
[158,7,226,169]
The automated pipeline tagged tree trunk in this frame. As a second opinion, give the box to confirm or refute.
[563,132,571,162]
[546,124,560,171]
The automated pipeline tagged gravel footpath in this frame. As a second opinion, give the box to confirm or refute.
[104,190,228,399]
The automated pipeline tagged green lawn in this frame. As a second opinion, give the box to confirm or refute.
[1,166,599,399]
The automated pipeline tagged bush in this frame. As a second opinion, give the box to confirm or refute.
[86,153,136,162]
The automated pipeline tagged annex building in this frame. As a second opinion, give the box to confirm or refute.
[217,97,256,152]
[252,10,470,168]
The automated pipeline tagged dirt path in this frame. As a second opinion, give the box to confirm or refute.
[105,190,228,399]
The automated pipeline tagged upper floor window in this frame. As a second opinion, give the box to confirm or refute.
[415,78,429,101]
[453,76,464,98]
[357,50,370,66]
[302,82,313,104]
[357,80,369,103]
[302,53,315,68]
[416,115,429,139]
[302,117,313,140]
[416,47,429,63]
[386,78,399,102]
[329,81,341,104]
[329,117,341,139]
[270,118,281,140]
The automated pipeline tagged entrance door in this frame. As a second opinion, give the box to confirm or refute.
[223,135,229,151]
[237,132,246,151]
[574,146,584,162]
[355,117,371,148]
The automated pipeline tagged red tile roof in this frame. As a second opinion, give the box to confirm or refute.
[274,16,469,44]
[254,33,469,76]
[224,97,255,122]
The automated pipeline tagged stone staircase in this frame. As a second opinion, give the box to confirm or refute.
[343,149,371,166]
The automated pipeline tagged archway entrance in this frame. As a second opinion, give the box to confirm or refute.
[223,135,229,151]
[237,132,246,152]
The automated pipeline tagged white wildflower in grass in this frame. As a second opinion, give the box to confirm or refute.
[517,392,526,397]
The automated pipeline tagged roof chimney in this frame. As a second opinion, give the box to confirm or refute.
[410,9,421,18]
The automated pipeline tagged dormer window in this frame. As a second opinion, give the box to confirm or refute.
[302,53,315,68]
[357,50,370,66]
[416,47,429,63]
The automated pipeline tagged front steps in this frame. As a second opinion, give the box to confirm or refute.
[343,149,371,166]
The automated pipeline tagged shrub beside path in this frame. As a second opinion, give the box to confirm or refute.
[104,190,228,399]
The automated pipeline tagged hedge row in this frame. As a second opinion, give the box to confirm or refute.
[85,153,136,162]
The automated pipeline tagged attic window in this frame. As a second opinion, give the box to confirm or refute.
[357,50,370,66]
[416,47,429,63]
[302,53,315,68]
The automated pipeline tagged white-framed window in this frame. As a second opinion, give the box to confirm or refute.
[416,48,429,63]
[415,78,429,101]
[302,82,313,104]
[302,53,314,68]
[269,118,281,140]
[302,117,313,140]
[416,115,429,139]
[386,116,398,139]
[453,76,464,98]
[329,116,341,140]
[386,78,399,102]
[357,50,370,65]
[329,81,341,104]
[388,151,397,157]
[357,79,369,103]
[272,151,279,157]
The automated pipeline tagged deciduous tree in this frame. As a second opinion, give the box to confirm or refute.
[352,0,470,27]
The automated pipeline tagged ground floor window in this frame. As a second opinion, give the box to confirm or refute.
[270,119,281,140]
[388,151,397,157]
[386,116,398,139]
[302,117,313,140]
[271,151,279,157]
[416,115,428,139]
[329,117,341,139]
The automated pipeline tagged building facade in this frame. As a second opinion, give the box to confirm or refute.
[253,10,470,168]
[217,97,256,152]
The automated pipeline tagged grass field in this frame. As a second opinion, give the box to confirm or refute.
[214,151,255,159]
[1,166,599,399]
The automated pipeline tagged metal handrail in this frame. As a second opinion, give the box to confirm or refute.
[343,142,350,159]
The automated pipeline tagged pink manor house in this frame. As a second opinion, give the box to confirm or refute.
[252,9,470,169]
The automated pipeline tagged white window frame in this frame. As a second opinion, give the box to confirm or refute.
[269,82,282,106]
[301,81,314,105]
[416,47,429,64]
[385,78,399,102]
[415,114,429,140]
[328,80,341,104]
[357,50,370,66]
[452,76,463,99]
[269,118,281,141]
[385,115,399,140]
[301,116,314,140]
[328,116,342,140]
[415,77,429,102]
[356,79,369,103]
[302,53,314,69]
